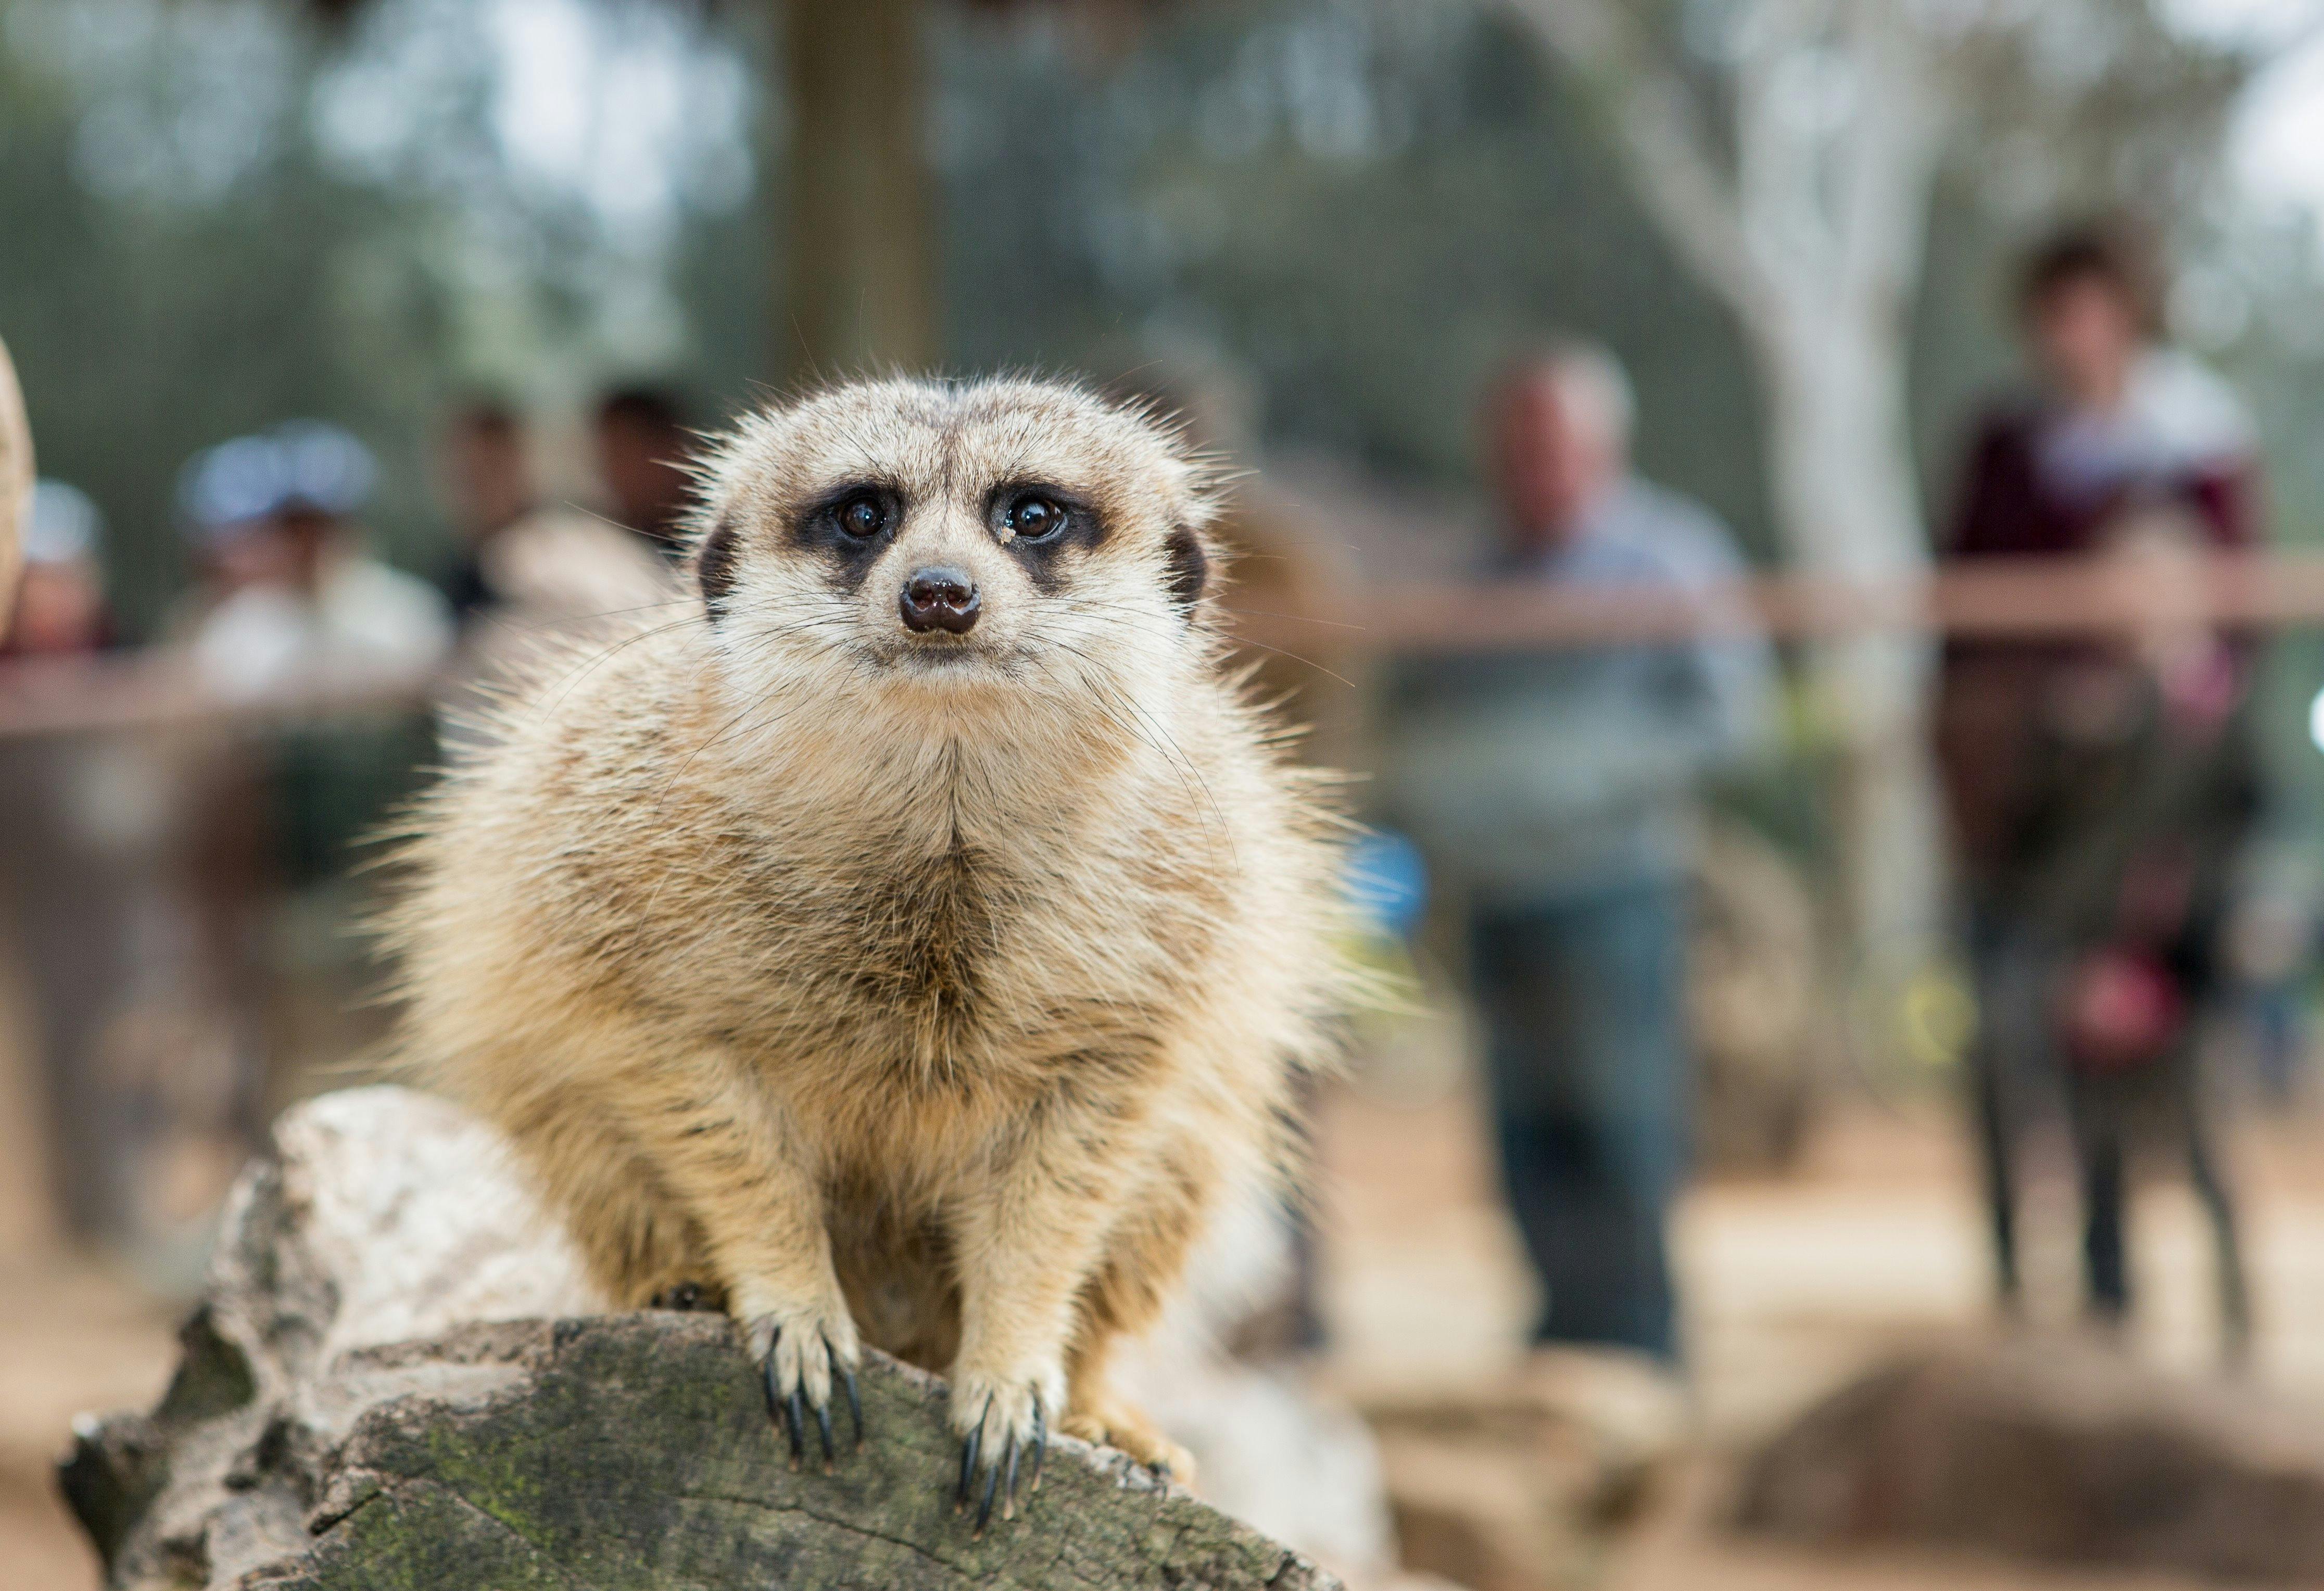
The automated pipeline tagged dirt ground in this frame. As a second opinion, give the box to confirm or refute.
[8,1075,2324,1590]
[1317,1072,2324,1591]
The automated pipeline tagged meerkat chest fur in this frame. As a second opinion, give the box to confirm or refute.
[600,638,1240,1101]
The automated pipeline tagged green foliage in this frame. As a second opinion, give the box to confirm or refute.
[0,0,2303,621]
[0,0,762,635]
[937,2,1772,556]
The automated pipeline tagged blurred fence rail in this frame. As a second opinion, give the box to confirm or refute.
[1227,551,2324,653]
[8,550,2324,739]
[0,652,440,740]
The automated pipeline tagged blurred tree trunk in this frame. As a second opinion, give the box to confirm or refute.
[782,0,939,378]
[1506,0,1949,1017]
[0,333,50,1252]
[0,333,26,614]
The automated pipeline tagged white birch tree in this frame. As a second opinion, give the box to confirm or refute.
[1501,0,1961,1004]
[1498,0,2275,1017]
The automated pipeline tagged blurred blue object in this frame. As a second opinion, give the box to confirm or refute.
[178,421,376,536]
[26,479,103,564]
[1344,828,1429,942]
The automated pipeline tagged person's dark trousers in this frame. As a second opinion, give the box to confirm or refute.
[2062,1050,2253,1363]
[1963,911,2039,1310]
[1469,879,1688,1363]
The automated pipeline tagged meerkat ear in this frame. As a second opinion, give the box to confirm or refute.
[1164,525,1208,615]
[697,516,739,621]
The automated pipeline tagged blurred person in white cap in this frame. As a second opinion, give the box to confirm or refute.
[4,479,113,656]
[154,425,453,1242]
[176,422,451,700]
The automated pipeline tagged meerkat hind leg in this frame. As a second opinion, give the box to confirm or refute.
[1051,1167,1207,1483]
[1062,1332,1196,1484]
[509,1110,714,1309]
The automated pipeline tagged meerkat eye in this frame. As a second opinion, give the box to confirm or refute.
[835,491,892,539]
[1004,494,1067,541]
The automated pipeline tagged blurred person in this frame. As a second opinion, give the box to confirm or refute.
[147,426,453,1241]
[1940,226,2262,1355]
[1379,345,1772,1362]
[593,385,695,554]
[439,398,532,624]
[432,398,676,762]
[174,423,451,889]
[0,482,177,1242]
[437,398,673,631]
[1950,231,2256,561]
[4,480,113,655]
[178,423,452,699]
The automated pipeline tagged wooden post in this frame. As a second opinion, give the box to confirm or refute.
[782,0,939,380]
[0,334,28,620]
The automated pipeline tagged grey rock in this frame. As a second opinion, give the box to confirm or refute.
[1354,1348,1688,1591]
[59,1087,1342,1590]
[1735,1335,2324,1581]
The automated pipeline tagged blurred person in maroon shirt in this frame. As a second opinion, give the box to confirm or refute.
[1940,227,2262,1357]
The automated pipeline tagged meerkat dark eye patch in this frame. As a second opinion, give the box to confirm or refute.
[1164,526,1208,614]
[698,515,740,621]
[794,481,902,590]
[991,483,1104,595]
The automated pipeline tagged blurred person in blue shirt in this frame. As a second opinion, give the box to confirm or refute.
[1381,345,1772,1362]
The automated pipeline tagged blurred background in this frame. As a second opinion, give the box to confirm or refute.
[11,0,2324,1587]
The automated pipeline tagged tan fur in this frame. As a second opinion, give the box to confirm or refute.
[380,376,1355,1483]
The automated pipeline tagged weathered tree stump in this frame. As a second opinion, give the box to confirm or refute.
[58,1090,1340,1590]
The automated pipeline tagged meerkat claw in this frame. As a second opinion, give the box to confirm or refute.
[955,1399,987,1513]
[957,1389,1041,1532]
[759,1321,860,1473]
[834,1347,863,1451]
[975,1440,1005,1535]
[785,1385,808,1468]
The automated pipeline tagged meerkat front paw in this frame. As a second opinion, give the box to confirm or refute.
[949,1362,1065,1533]
[739,1290,863,1472]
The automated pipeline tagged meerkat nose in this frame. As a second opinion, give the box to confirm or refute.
[900,566,981,635]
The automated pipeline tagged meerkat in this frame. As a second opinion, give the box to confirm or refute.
[381,376,1357,1528]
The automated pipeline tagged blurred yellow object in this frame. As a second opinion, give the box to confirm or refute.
[0,333,28,632]
[1899,959,1977,1071]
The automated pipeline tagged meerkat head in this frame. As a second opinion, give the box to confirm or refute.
[687,377,1220,718]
